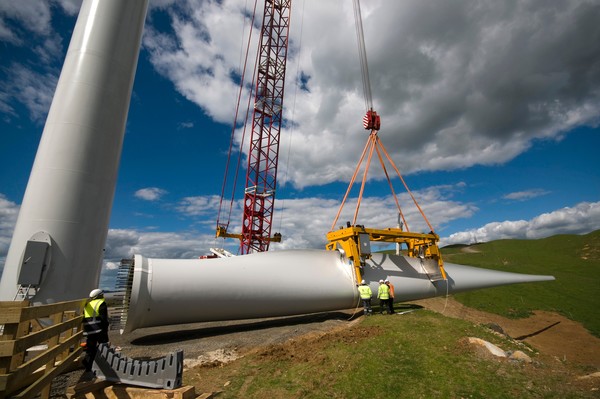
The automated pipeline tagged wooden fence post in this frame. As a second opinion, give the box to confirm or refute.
[0,301,30,375]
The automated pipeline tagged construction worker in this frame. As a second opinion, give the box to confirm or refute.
[377,279,390,314]
[82,288,109,372]
[357,280,373,316]
[385,279,395,314]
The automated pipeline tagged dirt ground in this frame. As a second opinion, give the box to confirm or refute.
[109,310,361,365]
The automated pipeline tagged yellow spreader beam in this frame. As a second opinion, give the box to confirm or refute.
[326,225,447,283]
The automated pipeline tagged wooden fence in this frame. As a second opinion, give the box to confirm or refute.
[0,299,86,399]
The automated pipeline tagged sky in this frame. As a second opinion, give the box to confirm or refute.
[1,0,599,290]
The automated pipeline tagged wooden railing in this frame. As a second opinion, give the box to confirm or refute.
[0,299,86,399]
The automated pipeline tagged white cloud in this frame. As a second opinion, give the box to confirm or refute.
[143,0,255,124]
[0,195,19,278]
[0,194,19,259]
[177,195,222,216]
[178,121,194,129]
[503,189,550,201]
[105,261,119,271]
[134,187,168,201]
[0,18,17,43]
[55,0,82,16]
[145,0,600,188]
[1,64,58,121]
[0,2,52,42]
[0,1,72,122]
[148,0,177,11]
[103,228,219,263]
[441,201,600,246]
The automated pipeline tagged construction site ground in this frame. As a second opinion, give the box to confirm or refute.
[109,296,600,368]
[53,297,595,397]
[50,297,600,397]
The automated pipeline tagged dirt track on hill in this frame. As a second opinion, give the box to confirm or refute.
[415,296,600,368]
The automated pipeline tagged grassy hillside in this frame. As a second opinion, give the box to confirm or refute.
[187,310,597,398]
[441,230,600,337]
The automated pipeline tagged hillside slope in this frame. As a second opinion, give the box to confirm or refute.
[442,230,600,337]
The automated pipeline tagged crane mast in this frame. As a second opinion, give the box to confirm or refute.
[240,0,290,254]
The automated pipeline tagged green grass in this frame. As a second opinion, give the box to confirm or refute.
[189,310,594,398]
[441,230,600,337]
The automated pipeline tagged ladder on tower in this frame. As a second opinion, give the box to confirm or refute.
[14,284,37,301]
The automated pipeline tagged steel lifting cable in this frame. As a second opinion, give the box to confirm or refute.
[329,0,375,231]
[352,133,377,225]
[331,135,373,230]
[217,0,260,231]
[373,136,409,230]
[334,0,437,237]
[378,140,436,233]
[348,0,436,235]
[277,0,306,235]
[352,0,373,112]
[332,132,412,232]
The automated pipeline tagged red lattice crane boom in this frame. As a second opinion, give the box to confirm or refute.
[241,0,291,254]
[217,0,291,254]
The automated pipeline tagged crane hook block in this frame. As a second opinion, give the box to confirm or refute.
[362,110,381,131]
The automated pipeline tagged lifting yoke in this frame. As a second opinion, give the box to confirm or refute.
[326,0,447,284]
[326,225,447,284]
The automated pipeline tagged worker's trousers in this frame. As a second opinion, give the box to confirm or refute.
[361,298,372,315]
[379,299,390,314]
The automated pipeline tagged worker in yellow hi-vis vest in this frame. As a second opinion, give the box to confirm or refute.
[357,280,373,316]
[377,279,390,314]
[82,288,109,372]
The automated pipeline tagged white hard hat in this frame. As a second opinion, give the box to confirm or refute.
[384,279,390,283]
[361,280,366,285]
[379,279,384,283]
[89,288,104,298]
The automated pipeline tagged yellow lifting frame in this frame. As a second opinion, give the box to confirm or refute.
[326,225,447,283]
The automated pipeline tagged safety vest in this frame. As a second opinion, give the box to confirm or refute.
[357,285,372,299]
[387,283,395,298]
[378,284,390,300]
[83,298,105,336]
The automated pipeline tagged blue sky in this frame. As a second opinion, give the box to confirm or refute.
[1,0,599,289]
